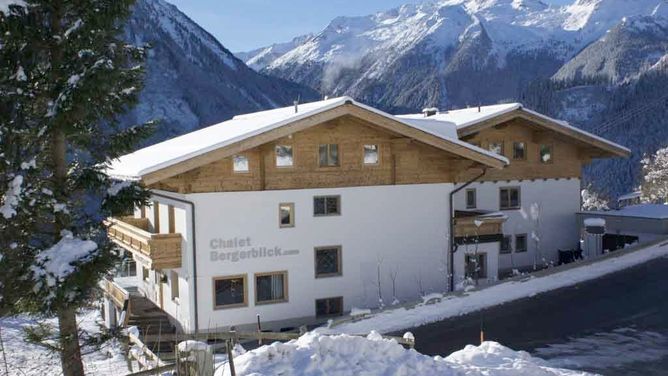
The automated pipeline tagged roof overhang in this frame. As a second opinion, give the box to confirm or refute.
[137,101,509,185]
[457,107,631,159]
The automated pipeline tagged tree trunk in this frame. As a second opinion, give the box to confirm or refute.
[52,127,85,376]
[58,306,85,376]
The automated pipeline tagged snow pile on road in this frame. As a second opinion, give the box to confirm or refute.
[326,241,668,335]
[0,310,128,376]
[215,331,594,376]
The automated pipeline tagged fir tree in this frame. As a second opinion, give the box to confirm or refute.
[0,1,153,375]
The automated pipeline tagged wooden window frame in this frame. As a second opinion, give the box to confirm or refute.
[465,188,477,209]
[315,296,344,317]
[512,141,527,160]
[254,271,289,305]
[279,203,295,228]
[170,270,179,302]
[499,187,521,210]
[363,144,380,166]
[313,195,341,217]
[212,274,248,310]
[515,234,528,253]
[232,154,250,174]
[488,141,504,156]
[314,246,342,278]
[275,145,294,168]
[500,235,512,254]
[465,253,487,279]
[318,143,340,167]
[539,144,554,164]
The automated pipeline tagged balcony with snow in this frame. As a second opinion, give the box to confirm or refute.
[106,216,182,270]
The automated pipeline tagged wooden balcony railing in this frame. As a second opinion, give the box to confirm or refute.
[107,217,182,270]
[100,278,130,309]
[454,211,507,244]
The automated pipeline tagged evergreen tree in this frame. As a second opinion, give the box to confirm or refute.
[641,147,668,204]
[0,1,153,375]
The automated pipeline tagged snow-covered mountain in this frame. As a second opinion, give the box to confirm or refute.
[235,34,314,71]
[123,0,319,144]
[236,0,668,197]
[240,0,667,111]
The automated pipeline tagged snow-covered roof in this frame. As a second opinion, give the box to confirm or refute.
[398,103,521,129]
[580,204,668,220]
[108,96,508,180]
[398,103,631,157]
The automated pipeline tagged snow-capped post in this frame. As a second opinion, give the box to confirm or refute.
[0,2,153,375]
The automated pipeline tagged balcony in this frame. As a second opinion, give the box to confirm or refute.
[107,216,182,270]
[454,210,507,245]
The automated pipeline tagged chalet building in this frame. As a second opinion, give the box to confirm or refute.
[102,97,629,333]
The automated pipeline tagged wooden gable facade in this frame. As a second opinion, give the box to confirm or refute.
[150,113,487,194]
[454,112,630,183]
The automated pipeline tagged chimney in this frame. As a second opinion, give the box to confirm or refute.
[422,107,439,117]
[294,100,299,114]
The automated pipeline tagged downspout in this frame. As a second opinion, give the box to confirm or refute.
[151,191,199,333]
[448,168,487,292]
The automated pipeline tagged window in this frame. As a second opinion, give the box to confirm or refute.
[515,234,528,253]
[466,189,477,209]
[500,235,512,254]
[275,145,293,167]
[540,144,553,164]
[170,271,179,301]
[318,144,339,167]
[255,271,288,304]
[488,142,504,155]
[513,142,526,160]
[315,246,342,278]
[142,266,149,282]
[233,155,249,173]
[465,254,487,279]
[279,203,295,228]
[499,187,521,210]
[315,297,343,317]
[213,275,247,309]
[363,144,379,165]
[314,195,340,216]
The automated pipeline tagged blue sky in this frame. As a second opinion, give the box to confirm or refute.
[166,0,573,52]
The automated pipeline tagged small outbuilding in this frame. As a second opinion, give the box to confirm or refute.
[576,204,668,251]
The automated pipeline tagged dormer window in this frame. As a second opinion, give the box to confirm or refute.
[488,142,504,156]
[513,142,526,160]
[233,155,249,173]
[276,145,294,167]
[363,144,379,165]
[540,145,553,164]
[319,144,339,167]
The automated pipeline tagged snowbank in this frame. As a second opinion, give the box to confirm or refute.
[0,310,129,376]
[324,241,668,335]
[214,331,594,376]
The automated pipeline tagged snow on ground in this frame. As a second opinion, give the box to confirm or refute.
[0,310,129,376]
[323,240,668,335]
[214,331,595,376]
[535,327,668,372]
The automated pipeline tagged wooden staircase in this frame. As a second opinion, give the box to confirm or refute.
[127,295,178,359]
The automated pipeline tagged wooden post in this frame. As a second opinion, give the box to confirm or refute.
[226,339,236,376]
[259,149,266,191]
[256,314,263,345]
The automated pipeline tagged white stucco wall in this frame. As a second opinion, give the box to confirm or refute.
[453,178,581,271]
[187,183,454,330]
